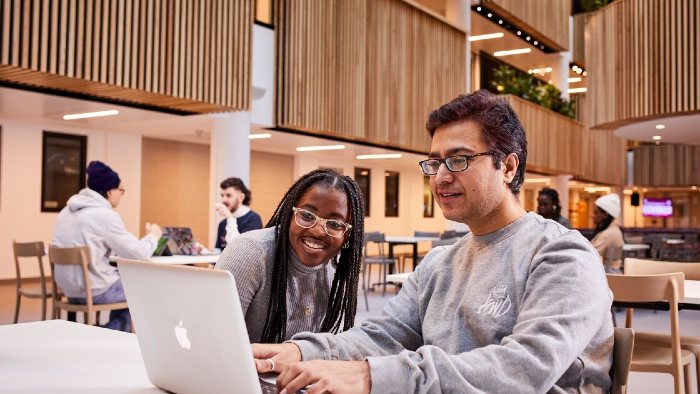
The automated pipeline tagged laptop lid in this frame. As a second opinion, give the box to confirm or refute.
[118,259,263,394]
[162,227,198,256]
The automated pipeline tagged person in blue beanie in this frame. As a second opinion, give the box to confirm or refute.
[51,161,162,332]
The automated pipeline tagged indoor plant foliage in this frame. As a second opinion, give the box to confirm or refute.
[492,65,576,118]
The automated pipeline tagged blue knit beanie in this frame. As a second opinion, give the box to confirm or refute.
[86,161,121,194]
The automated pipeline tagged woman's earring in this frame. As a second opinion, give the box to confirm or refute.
[342,240,350,249]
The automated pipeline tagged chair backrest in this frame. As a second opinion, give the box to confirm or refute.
[48,246,94,302]
[414,231,439,238]
[606,273,685,376]
[13,241,47,283]
[363,232,386,257]
[624,258,700,280]
[611,327,635,394]
[440,230,456,240]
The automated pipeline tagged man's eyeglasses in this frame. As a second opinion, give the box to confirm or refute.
[292,207,351,238]
[418,152,493,175]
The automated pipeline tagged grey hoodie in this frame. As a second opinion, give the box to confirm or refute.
[52,188,157,298]
[292,213,613,393]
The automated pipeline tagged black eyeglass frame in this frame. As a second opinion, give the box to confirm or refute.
[291,207,352,238]
[418,152,493,175]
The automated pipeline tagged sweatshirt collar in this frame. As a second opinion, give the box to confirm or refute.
[471,212,531,246]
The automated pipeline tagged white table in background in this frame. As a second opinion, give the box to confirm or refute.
[386,272,411,285]
[0,320,160,393]
[622,243,650,259]
[384,236,441,271]
[111,254,220,266]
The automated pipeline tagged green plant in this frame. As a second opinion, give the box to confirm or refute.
[578,0,612,13]
[491,65,576,118]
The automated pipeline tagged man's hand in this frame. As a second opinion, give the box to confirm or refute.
[277,360,371,394]
[252,343,302,373]
[145,222,163,239]
[214,203,232,218]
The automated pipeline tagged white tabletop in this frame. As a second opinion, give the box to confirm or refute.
[685,280,700,304]
[385,236,441,243]
[386,272,412,284]
[147,254,220,265]
[665,239,686,245]
[622,244,650,251]
[0,320,159,393]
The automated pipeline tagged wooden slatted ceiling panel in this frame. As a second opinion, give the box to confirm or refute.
[0,0,252,113]
[503,95,626,186]
[481,0,570,51]
[587,0,700,129]
[276,0,465,153]
[633,144,700,186]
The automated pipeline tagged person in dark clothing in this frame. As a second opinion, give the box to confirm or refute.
[214,177,263,250]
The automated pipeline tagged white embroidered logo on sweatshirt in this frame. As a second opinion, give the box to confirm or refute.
[477,284,512,318]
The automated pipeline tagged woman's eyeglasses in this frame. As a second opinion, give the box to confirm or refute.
[292,207,351,238]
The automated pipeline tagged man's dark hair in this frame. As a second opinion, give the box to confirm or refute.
[220,177,251,205]
[425,89,527,196]
[261,169,365,343]
[539,188,563,220]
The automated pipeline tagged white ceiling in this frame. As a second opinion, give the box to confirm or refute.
[614,113,700,145]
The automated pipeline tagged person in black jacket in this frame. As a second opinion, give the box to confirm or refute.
[214,177,263,250]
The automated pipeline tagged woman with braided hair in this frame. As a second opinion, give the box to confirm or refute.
[216,169,365,344]
[536,187,571,229]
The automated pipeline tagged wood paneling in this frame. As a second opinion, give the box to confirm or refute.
[480,0,570,51]
[572,12,593,67]
[587,0,700,129]
[276,0,466,153]
[633,144,700,186]
[0,0,253,113]
[503,95,626,185]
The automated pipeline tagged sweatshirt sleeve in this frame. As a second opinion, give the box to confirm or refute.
[215,235,266,315]
[102,211,157,259]
[293,234,613,393]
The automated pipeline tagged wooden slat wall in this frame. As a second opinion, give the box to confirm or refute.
[633,144,700,186]
[276,0,466,153]
[587,0,700,129]
[503,95,626,186]
[572,12,593,67]
[481,0,570,51]
[0,0,253,113]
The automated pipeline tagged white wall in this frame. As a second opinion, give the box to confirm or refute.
[0,119,142,280]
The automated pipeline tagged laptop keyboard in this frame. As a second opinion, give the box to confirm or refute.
[259,378,306,394]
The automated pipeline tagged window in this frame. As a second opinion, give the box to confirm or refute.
[423,176,434,217]
[385,171,399,217]
[41,132,87,212]
[255,0,273,26]
[354,168,371,217]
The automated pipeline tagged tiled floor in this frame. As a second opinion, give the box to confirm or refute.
[2,277,698,393]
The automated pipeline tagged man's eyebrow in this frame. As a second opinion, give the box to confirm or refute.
[427,147,476,158]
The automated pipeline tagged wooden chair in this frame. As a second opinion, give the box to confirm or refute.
[623,258,700,393]
[12,241,55,323]
[611,327,635,394]
[48,246,129,326]
[606,273,695,394]
[361,232,397,303]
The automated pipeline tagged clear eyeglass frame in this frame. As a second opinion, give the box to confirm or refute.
[418,152,493,175]
[292,207,352,238]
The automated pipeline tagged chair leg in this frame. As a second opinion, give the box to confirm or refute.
[41,296,47,321]
[14,294,21,324]
[96,311,101,326]
[682,363,692,394]
[611,307,617,327]
[381,264,386,297]
[84,312,90,325]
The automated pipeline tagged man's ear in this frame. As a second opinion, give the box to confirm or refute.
[502,153,519,184]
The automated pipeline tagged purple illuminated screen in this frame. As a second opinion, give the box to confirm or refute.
[641,198,673,217]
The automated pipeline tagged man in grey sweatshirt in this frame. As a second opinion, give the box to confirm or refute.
[252,90,614,393]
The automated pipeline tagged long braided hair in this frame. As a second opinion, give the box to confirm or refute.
[260,169,365,343]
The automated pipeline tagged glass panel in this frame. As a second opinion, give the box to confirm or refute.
[42,132,87,212]
[354,167,371,217]
[385,171,399,217]
[423,176,434,217]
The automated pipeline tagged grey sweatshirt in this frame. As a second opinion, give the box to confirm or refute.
[215,227,336,342]
[291,213,613,393]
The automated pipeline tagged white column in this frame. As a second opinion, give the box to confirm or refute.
[209,111,251,247]
[445,0,470,93]
[551,51,571,100]
[552,175,572,221]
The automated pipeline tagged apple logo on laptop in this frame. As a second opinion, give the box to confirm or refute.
[174,320,192,350]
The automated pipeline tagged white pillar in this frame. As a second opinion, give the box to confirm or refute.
[445,0,470,93]
[552,51,571,100]
[209,111,251,247]
[552,175,572,221]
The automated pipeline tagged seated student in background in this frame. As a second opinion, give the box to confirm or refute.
[591,193,624,274]
[251,91,613,394]
[52,161,162,332]
[537,187,571,228]
[215,169,365,343]
[214,177,263,251]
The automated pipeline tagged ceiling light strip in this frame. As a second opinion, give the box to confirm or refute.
[296,145,346,152]
[63,110,119,120]
[356,154,402,160]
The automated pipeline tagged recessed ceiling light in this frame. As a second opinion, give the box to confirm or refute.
[582,71,588,76]
[487,12,492,17]
[567,77,582,83]
[63,110,119,120]
[516,31,521,35]
[575,68,583,74]
[249,133,271,139]
[476,6,481,11]
[356,154,402,160]
[469,32,504,41]
[652,135,662,141]
[533,41,538,45]
[493,48,531,57]
[692,186,698,191]
[568,87,588,93]
[655,124,665,129]
[296,144,346,152]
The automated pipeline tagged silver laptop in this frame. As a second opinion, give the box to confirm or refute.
[118,258,277,394]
